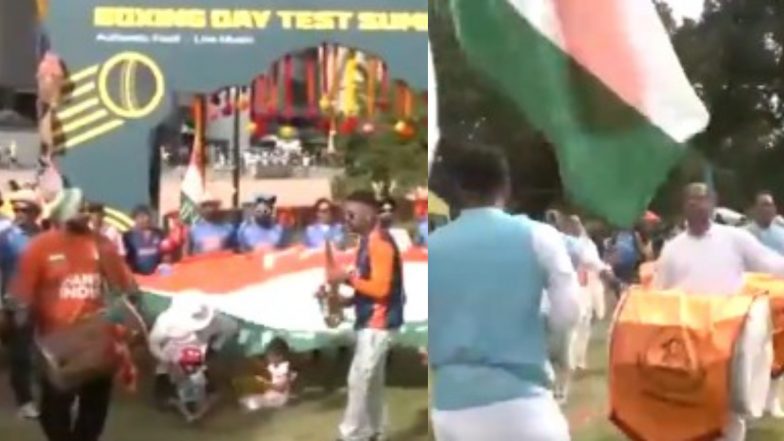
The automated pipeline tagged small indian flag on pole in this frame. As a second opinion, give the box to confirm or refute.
[449,0,710,226]
[427,41,439,173]
[180,97,207,225]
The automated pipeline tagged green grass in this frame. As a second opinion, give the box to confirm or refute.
[0,348,429,441]
[5,320,784,440]
[568,322,784,440]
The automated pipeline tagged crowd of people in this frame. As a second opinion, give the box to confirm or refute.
[0,172,428,441]
[428,142,784,441]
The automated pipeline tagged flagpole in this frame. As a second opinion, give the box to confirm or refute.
[195,94,206,182]
[231,87,241,209]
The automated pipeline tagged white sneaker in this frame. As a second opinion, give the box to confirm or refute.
[17,403,39,420]
[767,402,784,419]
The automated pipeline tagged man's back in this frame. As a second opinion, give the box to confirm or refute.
[429,207,551,410]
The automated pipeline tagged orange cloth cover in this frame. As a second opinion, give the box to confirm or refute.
[609,287,754,441]
[744,273,784,378]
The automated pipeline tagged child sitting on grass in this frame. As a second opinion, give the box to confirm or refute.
[236,337,297,412]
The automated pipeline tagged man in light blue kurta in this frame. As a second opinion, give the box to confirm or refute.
[429,145,580,441]
[747,191,784,418]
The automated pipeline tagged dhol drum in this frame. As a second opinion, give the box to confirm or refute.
[36,295,148,392]
[744,273,784,378]
[609,287,772,441]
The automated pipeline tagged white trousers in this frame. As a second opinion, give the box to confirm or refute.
[766,377,782,414]
[339,329,393,441]
[718,413,746,441]
[432,395,571,441]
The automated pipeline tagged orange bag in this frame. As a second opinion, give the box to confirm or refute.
[744,273,784,377]
[609,287,754,441]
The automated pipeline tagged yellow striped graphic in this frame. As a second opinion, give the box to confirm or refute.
[104,206,135,232]
[63,119,124,148]
[61,109,109,133]
[50,53,164,150]
[57,97,100,120]
[69,82,96,99]
[69,65,99,83]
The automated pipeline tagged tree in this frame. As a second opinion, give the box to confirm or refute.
[429,0,562,215]
[332,62,428,200]
[432,0,784,218]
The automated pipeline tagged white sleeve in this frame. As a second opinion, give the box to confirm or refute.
[579,239,609,273]
[533,224,581,334]
[653,241,675,290]
[735,228,784,275]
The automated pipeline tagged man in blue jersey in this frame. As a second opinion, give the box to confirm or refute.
[186,195,236,256]
[429,143,580,441]
[0,189,43,420]
[123,205,164,275]
[236,194,284,252]
[746,191,784,418]
[304,198,346,250]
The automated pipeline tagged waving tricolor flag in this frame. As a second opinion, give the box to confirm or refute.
[180,98,206,224]
[428,42,439,173]
[449,0,710,226]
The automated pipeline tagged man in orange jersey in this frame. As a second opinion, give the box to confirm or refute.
[11,188,136,441]
[322,190,404,441]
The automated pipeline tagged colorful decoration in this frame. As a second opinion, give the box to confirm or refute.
[283,55,294,119]
[306,57,318,117]
[342,52,359,116]
[394,120,415,139]
[279,125,297,139]
[361,122,375,135]
[339,116,359,135]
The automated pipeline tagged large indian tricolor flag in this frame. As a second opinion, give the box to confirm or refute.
[136,246,428,355]
[449,0,710,226]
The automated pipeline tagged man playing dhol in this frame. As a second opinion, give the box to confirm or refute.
[12,188,136,441]
[322,190,404,441]
[745,190,784,418]
[429,143,580,441]
[655,183,784,441]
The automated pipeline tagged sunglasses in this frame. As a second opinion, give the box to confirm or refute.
[13,206,36,214]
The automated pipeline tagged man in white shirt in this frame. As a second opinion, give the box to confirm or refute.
[745,191,784,417]
[655,183,784,441]
[430,144,580,441]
